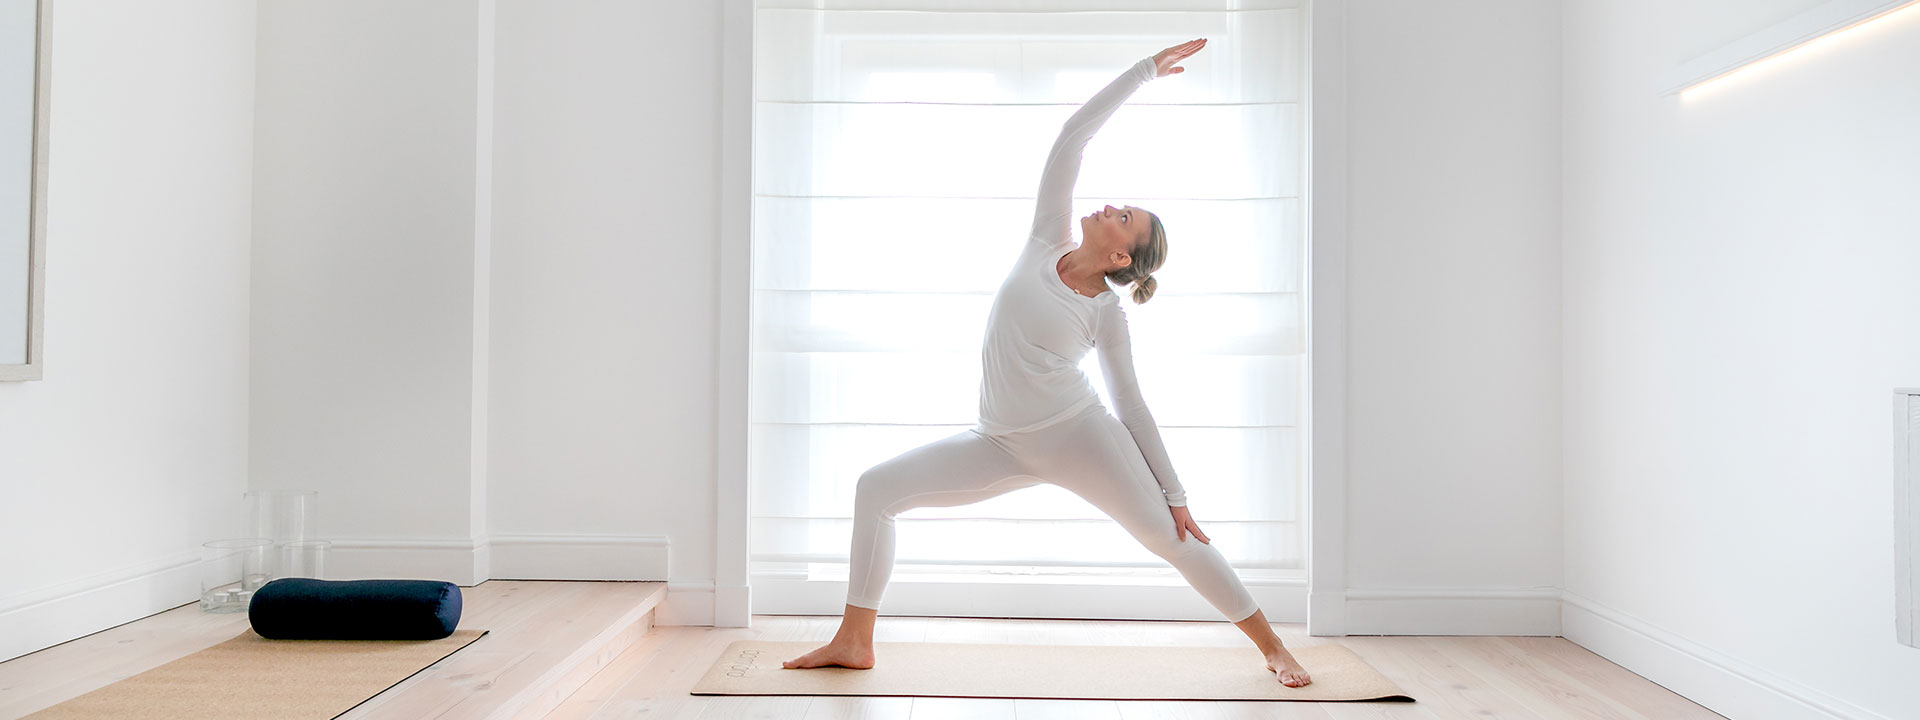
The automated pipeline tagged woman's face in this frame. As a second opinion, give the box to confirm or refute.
[1079,204,1147,270]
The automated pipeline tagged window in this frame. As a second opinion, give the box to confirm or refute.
[748,0,1306,614]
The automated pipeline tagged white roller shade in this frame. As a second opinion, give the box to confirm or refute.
[749,0,1306,580]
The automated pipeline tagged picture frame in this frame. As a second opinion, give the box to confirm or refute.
[0,0,49,382]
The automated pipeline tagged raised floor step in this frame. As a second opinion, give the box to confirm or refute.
[343,580,666,720]
[0,580,668,720]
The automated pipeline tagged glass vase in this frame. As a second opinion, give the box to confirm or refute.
[200,538,273,613]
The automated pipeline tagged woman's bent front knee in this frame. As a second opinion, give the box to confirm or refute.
[853,466,902,520]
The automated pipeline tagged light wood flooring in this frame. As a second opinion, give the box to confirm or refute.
[0,581,1726,720]
[562,615,1726,720]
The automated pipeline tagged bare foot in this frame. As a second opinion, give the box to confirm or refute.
[1265,647,1313,687]
[781,639,875,669]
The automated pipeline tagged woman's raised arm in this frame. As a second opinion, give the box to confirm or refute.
[1027,39,1207,248]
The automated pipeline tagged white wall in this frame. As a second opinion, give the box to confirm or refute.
[1339,0,1565,633]
[480,0,1568,630]
[0,0,1581,660]
[250,0,1567,628]
[1561,0,1920,717]
[243,0,721,616]
[0,0,258,662]
[250,0,490,582]
[12,3,1913,713]
[488,0,720,594]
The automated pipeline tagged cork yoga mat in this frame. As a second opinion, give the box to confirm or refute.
[24,629,489,719]
[691,640,1415,703]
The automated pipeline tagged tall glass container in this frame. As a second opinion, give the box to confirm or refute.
[280,539,332,579]
[246,489,317,580]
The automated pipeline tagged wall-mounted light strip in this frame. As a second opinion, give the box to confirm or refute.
[1658,0,1920,95]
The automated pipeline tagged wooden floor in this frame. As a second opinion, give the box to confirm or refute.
[0,581,1725,720]
[0,580,665,720]
[556,615,1727,719]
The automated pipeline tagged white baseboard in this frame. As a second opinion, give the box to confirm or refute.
[1343,587,1562,636]
[325,537,491,586]
[15,549,1886,720]
[657,579,716,626]
[714,583,751,627]
[749,573,1308,622]
[0,550,203,663]
[1308,589,1348,636]
[0,533,678,662]
[1562,591,1893,720]
[487,534,670,581]
[324,533,672,586]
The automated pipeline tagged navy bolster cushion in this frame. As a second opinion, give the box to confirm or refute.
[249,578,463,640]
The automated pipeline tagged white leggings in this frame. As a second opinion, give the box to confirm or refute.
[845,404,1261,623]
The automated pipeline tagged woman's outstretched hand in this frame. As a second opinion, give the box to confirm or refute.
[1171,505,1211,544]
[1152,38,1207,78]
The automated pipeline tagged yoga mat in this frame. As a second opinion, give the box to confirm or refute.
[691,640,1415,702]
[23,628,489,719]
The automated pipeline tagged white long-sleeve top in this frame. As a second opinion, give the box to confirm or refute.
[975,57,1188,508]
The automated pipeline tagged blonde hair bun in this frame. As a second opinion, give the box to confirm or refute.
[1131,274,1158,304]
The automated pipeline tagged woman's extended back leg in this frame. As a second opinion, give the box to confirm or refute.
[846,429,1038,610]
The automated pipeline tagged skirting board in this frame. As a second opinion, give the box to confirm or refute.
[1562,591,1893,720]
[714,582,751,627]
[0,549,203,663]
[0,534,679,662]
[324,533,672,585]
[658,579,717,626]
[749,574,1308,622]
[325,537,492,586]
[14,556,1887,720]
[1343,587,1562,636]
[1309,589,1348,636]
[488,533,671,582]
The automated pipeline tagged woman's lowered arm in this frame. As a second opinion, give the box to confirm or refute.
[1094,303,1187,507]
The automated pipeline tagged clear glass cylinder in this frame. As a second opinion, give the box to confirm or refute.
[246,489,317,580]
[246,489,317,544]
[279,539,331,579]
[200,538,273,613]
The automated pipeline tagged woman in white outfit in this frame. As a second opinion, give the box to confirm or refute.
[783,39,1312,688]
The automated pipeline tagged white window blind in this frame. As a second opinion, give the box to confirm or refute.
[748,0,1306,587]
